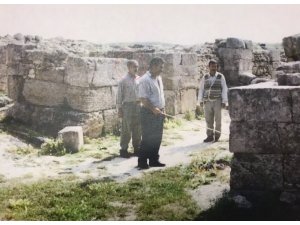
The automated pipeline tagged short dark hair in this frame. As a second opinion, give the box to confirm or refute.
[149,57,165,68]
[208,59,218,66]
[127,60,138,68]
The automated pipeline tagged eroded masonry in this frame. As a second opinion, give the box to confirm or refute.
[229,33,300,202]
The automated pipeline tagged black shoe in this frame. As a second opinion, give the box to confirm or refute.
[138,163,149,170]
[214,136,220,142]
[120,151,131,158]
[203,136,214,143]
[149,161,166,167]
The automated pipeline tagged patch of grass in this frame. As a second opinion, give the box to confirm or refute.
[184,110,195,121]
[0,148,232,221]
[164,118,182,130]
[40,139,67,156]
[8,145,37,155]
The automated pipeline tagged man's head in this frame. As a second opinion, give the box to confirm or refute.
[149,57,164,76]
[208,59,218,75]
[127,60,139,75]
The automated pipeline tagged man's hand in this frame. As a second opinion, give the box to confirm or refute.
[118,108,123,118]
[152,107,162,116]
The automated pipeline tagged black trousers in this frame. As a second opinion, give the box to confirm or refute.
[138,107,165,164]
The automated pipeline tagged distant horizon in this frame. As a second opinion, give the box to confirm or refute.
[0,5,300,45]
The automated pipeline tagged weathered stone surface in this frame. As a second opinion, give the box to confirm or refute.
[7,75,24,101]
[0,45,7,64]
[218,48,252,60]
[65,57,127,88]
[277,123,300,154]
[181,53,197,65]
[226,38,246,49]
[277,73,300,86]
[164,90,180,115]
[103,109,119,133]
[91,58,128,87]
[179,89,197,113]
[8,102,104,137]
[23,79,66,107]
[229,83,293,122]
[292,89,300,123]
[238,72,256,85]
[58,126,84,153]
[230,154,283,190]
[283,34,300,61]
[66,86,113,112]
[276,61,300,74]
[283,155,300,188]
[230,121,281,154]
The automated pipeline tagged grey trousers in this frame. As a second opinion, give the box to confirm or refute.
[120,102,141,152]
[204,99,222,138]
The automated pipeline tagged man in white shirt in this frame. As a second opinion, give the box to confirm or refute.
[196,60,228,142]
[137,57,166,169]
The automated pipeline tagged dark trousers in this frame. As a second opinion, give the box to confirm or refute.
[138,107,165,165]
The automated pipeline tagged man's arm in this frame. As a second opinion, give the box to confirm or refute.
[197,77,205,107]
[221,75,228,108]
[140,97,162,115]
[116,81,123,118]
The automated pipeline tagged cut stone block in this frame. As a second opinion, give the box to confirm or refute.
[58,126,84,153]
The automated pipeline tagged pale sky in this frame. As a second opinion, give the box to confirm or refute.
[0,4,300,45]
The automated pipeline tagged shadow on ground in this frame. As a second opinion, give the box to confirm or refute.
[195,191,300,221]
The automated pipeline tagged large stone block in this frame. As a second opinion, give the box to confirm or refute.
[277,61,300,74]
[283,34,300,61]
[0,45,7,64]
[277,73,300,86]
[226,38,246,49]
[230,153,283,191]
[58,126,84,153]
[277,123,300,154]
[64,57,95,87]
[7,75,24,101]
[283,155,300,188]
[91,58,128,87]
[230,121,281,154]
[181,53,197,65]
[218,48,252,61]
[292,89,300,123]
[103,109,119,133]
[179,89,197,113]
[65,57,128,88]
[229,83,293,122]
[164,90,180,115]
[23,79,66,107]
[66,86,113,112]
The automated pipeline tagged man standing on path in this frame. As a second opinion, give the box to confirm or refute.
[117,60,141,158]
[196,59,228,143]
[137,57,166,169]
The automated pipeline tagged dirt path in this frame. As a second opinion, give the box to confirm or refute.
[0,110,231,184]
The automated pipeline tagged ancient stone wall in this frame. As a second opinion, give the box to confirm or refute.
[229,81,300,199]
[3,38,127,137]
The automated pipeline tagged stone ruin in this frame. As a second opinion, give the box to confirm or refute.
[0,33,286,138]
[229,33,300,203]
[216,37,282,87]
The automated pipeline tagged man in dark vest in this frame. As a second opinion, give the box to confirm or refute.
[196,60,228,142]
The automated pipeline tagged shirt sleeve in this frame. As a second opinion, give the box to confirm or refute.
[138,80,149,99]
[197,77,205,105]
[221,75,228,104]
